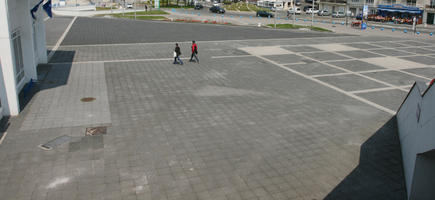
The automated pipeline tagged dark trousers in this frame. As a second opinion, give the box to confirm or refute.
[174,56,183,64]
[190,52,199,62]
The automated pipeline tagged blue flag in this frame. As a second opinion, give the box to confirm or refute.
[43,0,52,18]
[30,0,44,19]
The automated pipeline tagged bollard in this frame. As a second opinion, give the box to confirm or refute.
[332,21,335,24]
[198,13,200,16]
[304,19,307,22]
[240,16,243,18]
[277,17,280,20]
[268,15,270,19]
[392,28,395,32]
[296,18,298,21]
[380,27,384,31]
[231,15,234,18]
[417,32,420,35]
[371,26,375,29]
[404,29,407,33]
[341,22,344,25]
[430,32,433,36]
[221,15,224,18]
[250,16,252,19]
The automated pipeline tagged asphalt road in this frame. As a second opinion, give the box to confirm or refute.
[61,17,348,45]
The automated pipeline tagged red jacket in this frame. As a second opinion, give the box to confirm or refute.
[191,43,198,53]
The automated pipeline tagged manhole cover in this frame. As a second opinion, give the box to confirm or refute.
[38,135,74,150]
[81,97,96,102]
[86,126,107,136]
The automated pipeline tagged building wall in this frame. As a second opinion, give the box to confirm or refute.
[397,82,435,199]
[0,0,47,117]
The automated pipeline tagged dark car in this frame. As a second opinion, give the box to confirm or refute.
[256,10,274,18]
[194,4,203,10]
[303,6,312,12]
[209,6,225,13]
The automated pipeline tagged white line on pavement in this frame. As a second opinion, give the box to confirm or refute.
[252,54,397,115]
[211,55,254,59]
[349,86,408,94]
[49,57,177,65]
[0,132,8,145]
[48,16,77,62]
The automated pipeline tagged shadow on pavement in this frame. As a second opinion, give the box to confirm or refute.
[18,50,75,112]
[325,116,407,200]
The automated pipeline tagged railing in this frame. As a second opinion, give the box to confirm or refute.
[426,4,435,9]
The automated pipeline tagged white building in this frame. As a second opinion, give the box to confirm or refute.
[0,0,48,120]
[257,0,295,10]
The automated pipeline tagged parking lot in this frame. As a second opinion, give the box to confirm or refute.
[1,17,434,199]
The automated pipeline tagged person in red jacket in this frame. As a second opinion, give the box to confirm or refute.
[189,41,199,63]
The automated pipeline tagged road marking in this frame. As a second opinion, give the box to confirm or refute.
[48,16,77,62]
[246,52,396,115]
[280,62,307,65]
[0,131,8,145]
[49,57,177,65]
[211,55,254,59]
[349,86,410,94]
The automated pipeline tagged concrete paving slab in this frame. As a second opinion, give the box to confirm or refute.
[316,74,389,91]
[344,43,381,49]
[239,46,292,55]
[370,41,408,48]
[402,67,435,79]
[361,70,428,86]
[356,89,408,111]
[399,55,435,66]
[396,47,435,54]
[301,52,352,61]
[395,40,432,47]
[263,54,307,64]
[310,44,359,52]
[368,49,411,57]
[284,61,346,75]
[281,45,323,53]
[327,60,385,72]
[361,57,427,70]
[337,50,384,59]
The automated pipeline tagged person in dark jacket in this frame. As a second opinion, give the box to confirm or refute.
[174,43,183,65]
[189,41,199,63]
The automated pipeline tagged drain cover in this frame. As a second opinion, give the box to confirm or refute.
[39,135,74,150]
[85,126,107,136]
[81,97,96,102]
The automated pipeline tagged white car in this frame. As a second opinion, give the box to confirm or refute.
[305,8,319,14]
[126,3,133,9]
[287,7,301,15]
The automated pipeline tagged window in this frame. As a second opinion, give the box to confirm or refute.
[11,29,24,84]
[366,0,374,4]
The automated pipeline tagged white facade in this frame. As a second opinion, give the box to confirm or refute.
[397,81,435,199]
[0,0,48,119]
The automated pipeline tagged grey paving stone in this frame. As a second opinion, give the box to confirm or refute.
[301,52,352,61]
[336,50,383,59]
[343,43,381,49]
[370,41,407,48]
[280,45,323,53]
[362,70,429,86]
[284,61,345,75]
[368,49,410,57]
[402,67,435,79]
[263,54,306,64]
[327,60,385,72]
[316,74,388,91]
[356,90,408,111]
[395,40,432,47]
[396,47,435,54]
[399,56,435,65]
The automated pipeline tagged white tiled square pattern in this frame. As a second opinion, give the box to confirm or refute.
[239,46,292,55]
[361,57,427,70]
[310,44,359,52]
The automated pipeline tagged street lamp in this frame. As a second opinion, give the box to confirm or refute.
[311,0,314,28]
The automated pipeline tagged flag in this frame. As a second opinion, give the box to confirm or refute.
[30,0,44,20]
[43,0,52,18]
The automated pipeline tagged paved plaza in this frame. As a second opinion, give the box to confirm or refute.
[1,17,435,200]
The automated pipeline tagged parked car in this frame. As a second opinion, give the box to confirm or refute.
[303,6,312,12]
[287,7,301,15]
[126,3,133,9]
[209,6,225,14]
[270,7,276,12]
[194,4,203,10]
[332,11,345,18]
[305,8,319,14]
[318,10,330,16]
[256,10,274,18]
[295,0,301,6]
[356,13,363,20]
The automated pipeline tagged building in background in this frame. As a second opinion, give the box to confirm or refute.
[0,0,48,120]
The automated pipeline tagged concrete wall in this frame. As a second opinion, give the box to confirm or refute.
[397,81,435,199]
[0,0,47,117]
